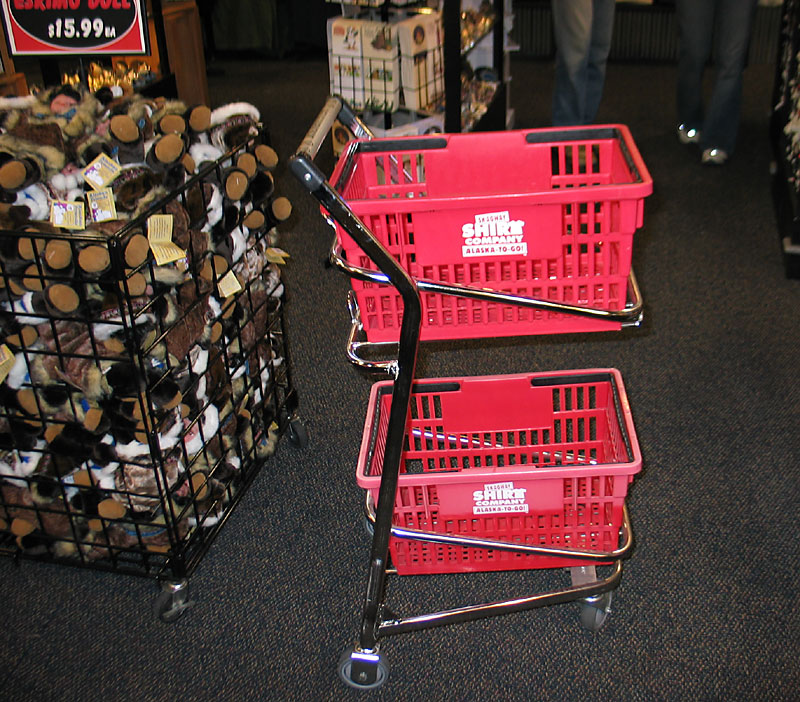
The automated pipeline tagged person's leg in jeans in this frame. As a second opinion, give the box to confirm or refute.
[702,0,758,155]
[583,0,616,124]
[676,0,716,137]
[552,0,615,126]
[552,0,591,126]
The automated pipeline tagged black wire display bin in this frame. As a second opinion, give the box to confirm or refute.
[770,0,800,279]
[0,136,303,620]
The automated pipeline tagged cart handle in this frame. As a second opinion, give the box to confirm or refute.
[291,97,425,655]
[295,95,374,163]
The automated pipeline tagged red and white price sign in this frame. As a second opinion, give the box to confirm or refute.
[0,0,149,56]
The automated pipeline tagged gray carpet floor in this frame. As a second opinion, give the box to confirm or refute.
[2,53,799,701]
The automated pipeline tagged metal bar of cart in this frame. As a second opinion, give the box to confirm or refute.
[361,495,629,637]
[344,271,643,370]
[380,561,622,636]
[330,238,644,323]
[409,427,598,463]
[290,96,424,680]
[365,493,632,561]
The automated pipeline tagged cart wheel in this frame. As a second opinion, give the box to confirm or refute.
[579,591,613,632]
[337,647,389,690]
[154,582,192,623]
[286,417,309,448]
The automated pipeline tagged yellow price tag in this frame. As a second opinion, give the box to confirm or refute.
[147,214,186,266]
[86,188,118,223]
[82,153,122,191]
[217,270,242,298]
[265,247,290,264]
[0,344,15,385]
[50,201,86,230]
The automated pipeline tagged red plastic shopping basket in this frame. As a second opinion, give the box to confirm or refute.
[330,125,652,341]
[356,369,641,575]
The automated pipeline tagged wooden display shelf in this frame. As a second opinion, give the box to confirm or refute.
[0,20,28,97]
[114,0,208,105]
[0,71,27,97]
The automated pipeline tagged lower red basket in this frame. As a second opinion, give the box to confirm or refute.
[356,369,641,575]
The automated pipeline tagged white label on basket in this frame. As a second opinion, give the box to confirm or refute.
[472,481,529,515]
[461,211,527,258]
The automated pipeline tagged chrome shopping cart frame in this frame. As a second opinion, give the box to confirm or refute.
[290,96,651,690]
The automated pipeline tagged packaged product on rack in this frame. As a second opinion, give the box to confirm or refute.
[397,11,444,111]
[330,107,443,156]
[361,20,401,113]
[328,17,366,110]
[325,0,420,6]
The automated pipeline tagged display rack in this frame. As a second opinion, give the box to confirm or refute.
[0,136,303,620]
[326,0,511,134]
[770,0,800,278]
[443,0,507,132]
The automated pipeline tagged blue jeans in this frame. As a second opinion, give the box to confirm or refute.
[676,0,758,154]
[551,0,616,126]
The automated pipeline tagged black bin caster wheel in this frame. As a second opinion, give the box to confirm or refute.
[287,417,309,448]
[154,580,192,622]
[579,591,613,631]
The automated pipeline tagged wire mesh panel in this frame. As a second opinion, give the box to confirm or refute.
[356,370,641,575]
[0,139,297,579]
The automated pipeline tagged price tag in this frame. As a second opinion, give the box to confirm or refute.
[0,344,15,385]
[265,247,290,265]
[2,1,149,56]
[147,214,186,266]
[217,270,242,298]
[86,188,117,222]
[50,200,85,230]
[82,154,122,191]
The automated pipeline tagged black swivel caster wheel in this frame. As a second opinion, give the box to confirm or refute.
[337,647,389,690]
[570,565,613,631]
[578,591,613,631]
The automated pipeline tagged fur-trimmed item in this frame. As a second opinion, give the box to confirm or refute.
[189,142,224,172]
[13,183,50,221]
[97,93,157,142]
[0,132,67,186]
[33,85,102,141]
[151,99,189,136]
[112,165,162,213]
[209,102,261,152]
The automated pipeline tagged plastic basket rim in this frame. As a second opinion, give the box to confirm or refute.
[355,368,642,489]
[331,123,654,207]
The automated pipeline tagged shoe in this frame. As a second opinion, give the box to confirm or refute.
[701,148,728,165]
[677,124,701,145]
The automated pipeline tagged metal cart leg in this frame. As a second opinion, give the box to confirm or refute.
[291,98,422,688]
[347,287,419,686]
